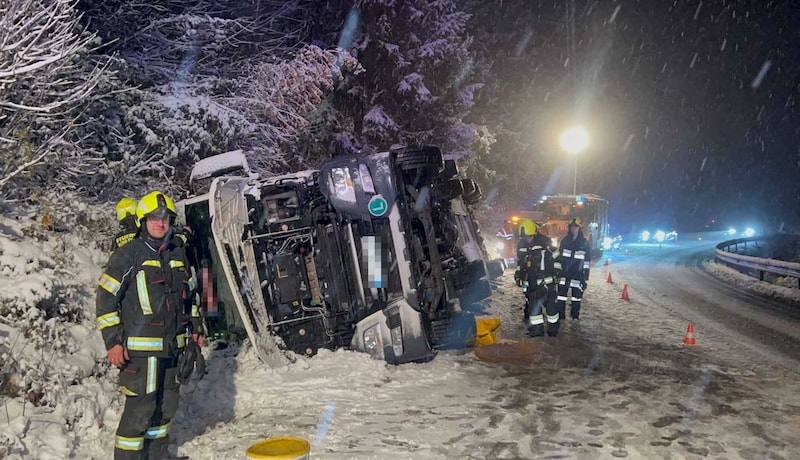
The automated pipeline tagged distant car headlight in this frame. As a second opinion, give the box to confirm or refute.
[728,228,737,236]
[655,230,666,242]
[362,324,384,360]
[603,237,612,250]
[743,228,756,237]
[641,230,650,242]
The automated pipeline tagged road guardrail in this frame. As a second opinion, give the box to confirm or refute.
[716,236,800,287]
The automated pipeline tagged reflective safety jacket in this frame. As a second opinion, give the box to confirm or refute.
[516,233,558,288]
[557,231,591,281]
[111,216,139,251]
[96,237,201,359]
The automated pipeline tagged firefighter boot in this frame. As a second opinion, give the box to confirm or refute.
[527,324,545,337]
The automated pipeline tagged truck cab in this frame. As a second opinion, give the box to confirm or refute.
[178,147,496,364]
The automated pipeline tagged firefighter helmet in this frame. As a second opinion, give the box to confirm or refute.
[519,219,538,236]
[115,197,138,222]
[568,217,582,228]
[136,191,177,225]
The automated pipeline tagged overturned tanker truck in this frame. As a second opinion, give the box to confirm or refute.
[178,147,503,364]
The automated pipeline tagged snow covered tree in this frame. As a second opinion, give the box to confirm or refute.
[0,0,109,195]
[240,45,363,174]
[331,0,491,158]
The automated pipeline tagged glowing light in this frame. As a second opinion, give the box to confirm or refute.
[560,126,589,154]
[641,230,651,242]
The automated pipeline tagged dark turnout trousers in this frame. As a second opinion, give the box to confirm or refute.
[115,356,180,460]
[526,284,559,336]
[556,278,584,320]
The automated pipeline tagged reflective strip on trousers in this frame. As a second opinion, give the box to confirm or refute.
[115,435,144,452]
[557,295,569,302]
[583,262,590,269]
[562,249,573,257]
[570,279,582,288]
[528,315,544,325]
[144,423,169,439]
[546,313,560,324]
[136,271,153,315]
[574,251,586,260]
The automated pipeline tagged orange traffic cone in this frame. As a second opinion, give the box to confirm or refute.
[606,272,614,283]
[604,258,610,266]
[683,324,696,346]
[620,284,630,301]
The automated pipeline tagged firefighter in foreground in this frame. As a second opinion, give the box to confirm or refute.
[514,219,561,337]
[112,197,139,250]
[556,218,591,321]
[96,191,204,460]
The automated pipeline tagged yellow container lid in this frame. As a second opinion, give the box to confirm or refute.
[246,437,310,460]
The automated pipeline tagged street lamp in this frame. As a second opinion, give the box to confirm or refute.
[559,126,589,195]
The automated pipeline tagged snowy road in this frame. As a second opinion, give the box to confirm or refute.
[162,237,800,460]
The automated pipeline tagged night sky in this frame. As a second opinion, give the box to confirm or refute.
[474,0,800,233]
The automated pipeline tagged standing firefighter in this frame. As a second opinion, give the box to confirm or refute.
[96,191,204,460]
[514,219,560,337]
[113,197,139,251]
[556,218,591,321]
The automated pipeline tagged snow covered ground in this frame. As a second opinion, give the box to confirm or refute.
[2,213,800,459]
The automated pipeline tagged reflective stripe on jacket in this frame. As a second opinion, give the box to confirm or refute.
[516,233,558,287]
[96,237,198,358]
[558,232,591,281]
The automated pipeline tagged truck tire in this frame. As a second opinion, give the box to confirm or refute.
[396,146,444,174]
[434,179,463,201]
[461,179,482,204]
[441,159,458,180]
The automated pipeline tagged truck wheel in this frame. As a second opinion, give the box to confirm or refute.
[461,179,482,204]
[441,159,458,180]
[396,146,444,174]
[434,179,463,201]
[486,258,506,279]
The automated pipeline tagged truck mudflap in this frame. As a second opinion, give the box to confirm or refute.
[350,298,435,364]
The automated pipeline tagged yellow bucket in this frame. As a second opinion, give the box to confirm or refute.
[474,317,501,346]
[246,437,310,460]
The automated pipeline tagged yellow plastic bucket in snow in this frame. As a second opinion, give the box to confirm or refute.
[246,437,310,460]
[474,317,501,346]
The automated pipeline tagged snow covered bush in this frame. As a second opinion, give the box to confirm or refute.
[241,45,364,174]
[0,202,109,410]
[0,0,109,196]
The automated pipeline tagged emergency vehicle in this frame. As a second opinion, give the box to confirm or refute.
[498,194,610,263]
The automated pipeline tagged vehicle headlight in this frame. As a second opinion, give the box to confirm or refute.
[743,228,756,237]
[655,230,666,242]
[641,230,650,242]
[362,324,384,360]
[728,228,737,236]
[390,325,403,357]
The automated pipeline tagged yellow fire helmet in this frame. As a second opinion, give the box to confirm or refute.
[136,191,177,226]
[519,219,539,237]
[115,197,138,222]
[568,217,582,227]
